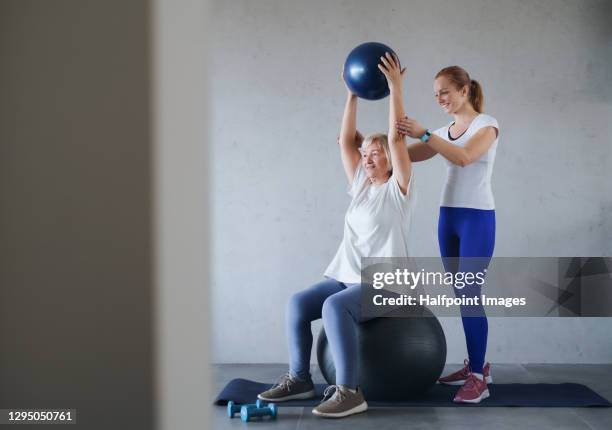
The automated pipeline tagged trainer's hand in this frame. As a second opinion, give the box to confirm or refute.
[396,117,427,139]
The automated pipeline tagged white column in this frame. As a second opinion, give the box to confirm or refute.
[151,0,211,428]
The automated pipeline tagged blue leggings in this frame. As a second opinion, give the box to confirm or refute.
[438,206,495,374]
[287,279,369,389]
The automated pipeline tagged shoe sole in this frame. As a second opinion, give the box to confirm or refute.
[312,401,368,418]
[439,379,467,386]
[257,389,316,402]
[454,389,490,404]
[439,375,493,386]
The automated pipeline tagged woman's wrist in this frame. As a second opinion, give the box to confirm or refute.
[388,83,402,93]
[418,129,431,142]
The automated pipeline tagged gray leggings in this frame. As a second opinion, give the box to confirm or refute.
[287,278,372,388]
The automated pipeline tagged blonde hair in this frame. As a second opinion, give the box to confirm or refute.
[361,133,392,173]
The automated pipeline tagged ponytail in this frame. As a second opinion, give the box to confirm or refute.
[469,79,483,113]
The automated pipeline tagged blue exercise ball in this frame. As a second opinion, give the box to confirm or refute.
[343,42,399,101]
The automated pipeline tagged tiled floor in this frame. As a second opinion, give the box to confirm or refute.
[210,363,612,429]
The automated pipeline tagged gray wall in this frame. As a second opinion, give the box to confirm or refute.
[210,0,612,363]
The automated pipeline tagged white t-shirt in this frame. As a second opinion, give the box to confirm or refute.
[432,113,499,210]
[324,163,415,284]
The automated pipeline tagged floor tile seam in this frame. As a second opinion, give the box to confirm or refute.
[569,408,599,430]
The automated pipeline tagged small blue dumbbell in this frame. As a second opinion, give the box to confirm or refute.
[240,403,277,422]
[227,399,263,418]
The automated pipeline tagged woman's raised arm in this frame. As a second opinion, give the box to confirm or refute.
[338,87,362,184]
[378,53,412,195]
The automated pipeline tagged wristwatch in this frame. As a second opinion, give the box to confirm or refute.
[419,129,431,143]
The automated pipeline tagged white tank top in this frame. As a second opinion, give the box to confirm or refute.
[432,113,499,210]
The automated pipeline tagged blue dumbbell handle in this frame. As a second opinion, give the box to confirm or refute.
[241,404,277,422]
[227,399,263,418]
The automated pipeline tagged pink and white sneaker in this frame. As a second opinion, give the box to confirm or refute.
[453,373,490,404]
[438,359,492,385]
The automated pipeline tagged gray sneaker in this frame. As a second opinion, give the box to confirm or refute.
[312,385,368,418]
[257,372,316,402]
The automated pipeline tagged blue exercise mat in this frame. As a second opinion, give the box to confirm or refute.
[215,378,611,408]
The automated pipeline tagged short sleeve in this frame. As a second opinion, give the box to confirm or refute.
[348,162,368,197]
[389,170,415,215]
[474,114,499,137]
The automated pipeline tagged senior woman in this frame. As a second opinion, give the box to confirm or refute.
[257,53,415,418]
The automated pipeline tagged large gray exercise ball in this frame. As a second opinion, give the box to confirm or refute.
[316,306,447,400]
